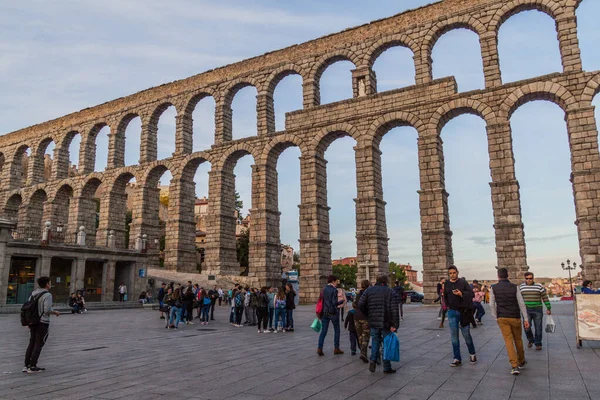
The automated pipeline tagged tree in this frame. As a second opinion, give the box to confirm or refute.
[236,228,249,268]
[332,264,357,290]
[389,261,411,289]
[235,191,244,223]
[124,210,133,247]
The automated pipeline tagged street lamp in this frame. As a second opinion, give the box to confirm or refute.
[561,259,577,297]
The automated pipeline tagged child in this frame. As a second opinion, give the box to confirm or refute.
[344,306,358,355]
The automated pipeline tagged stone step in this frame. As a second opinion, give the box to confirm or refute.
[0,301,145,314]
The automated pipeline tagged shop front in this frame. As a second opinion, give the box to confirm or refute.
[6,257,37,304]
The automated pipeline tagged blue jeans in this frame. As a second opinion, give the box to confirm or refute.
[525,307,544,346]
[201,305,210,322]
[169,306,182,328]
[370,328,392,371]
[474,302,485,322]
[286,309,294,329]
[318,313,340,349]
[447,309,476,361]
[274,308,286,329]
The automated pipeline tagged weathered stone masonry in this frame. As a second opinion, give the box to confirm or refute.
[1,0,599,303]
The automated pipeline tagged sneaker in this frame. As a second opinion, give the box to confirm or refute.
[437,317,442,320]
[317,348,324,356]
[188,321,194,325]
[510,368,520,375]
[383,368,397,374]
[27,367,44,374]
[273,330,278,333]
[527,342,533,349]
[22,366,29,373]
[470,355,477,364]
[160,316,165,319]
[535,345,542,351]
[518,361,527,370]
[258,330,262,333]
[263,330,270,333]
[400,318,404,322]
[369,361,376,373]
[450,359,462,367]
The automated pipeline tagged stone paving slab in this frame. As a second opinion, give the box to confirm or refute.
[0,302,599,399]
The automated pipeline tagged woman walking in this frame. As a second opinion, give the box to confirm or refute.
[285,283,296,332]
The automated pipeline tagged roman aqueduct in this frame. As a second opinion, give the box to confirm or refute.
[1,0,599,303]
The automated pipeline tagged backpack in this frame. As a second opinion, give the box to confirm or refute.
[234,293,243,307]
[203,296,211,306]
[275,299,286,309]
[20,292,46,326]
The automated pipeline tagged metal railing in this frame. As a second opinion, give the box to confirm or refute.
[10,227,42,242]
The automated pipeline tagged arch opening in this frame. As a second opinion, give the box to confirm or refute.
[273,74,303,132]
[511,100,578,277]
[577,0,600,72]
[432,28,484,92]
[3,194,22,224]
[232,154,254,275]
[372,45,415,92]
[12,145,31,188]
[231,86,258,140]
[66,131,81,177]
[191,95,216,152]
[319,60,355,105]
[155,105,177,160]
[94,125,110,172]
[123,116,142,167]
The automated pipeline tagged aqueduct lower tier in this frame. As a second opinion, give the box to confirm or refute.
[1,0,599,303]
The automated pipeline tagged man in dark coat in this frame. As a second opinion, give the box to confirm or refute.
[357,275,400,374]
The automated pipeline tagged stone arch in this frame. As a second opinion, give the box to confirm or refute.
[178,152,213,182]
[81,122,110,173]
[312,122,362,156]
[488,0,564,34]
[55,130,80,179]
[223,78,260,108]
[75,175,104,238]
[9,144,30,189]
[581,73,600,107]
[217,143,260,172]
[3,193,22,223]
[310,50,360,83]
[423,15,487,62]
[51,183,75,233]
[141,161,175,188]
[260,134,307,166]
[80,175,103,198]
[25,188,48,234]
[106,168,138,194]
[115,112,143,166]
[149,101,177,127]
[366,33,419,69]
[31,136,56,183]
[183,90,216,116]
[367,111,425,147]
[263,64,306,96]
[428,98,498,134]
[499,82,576,119]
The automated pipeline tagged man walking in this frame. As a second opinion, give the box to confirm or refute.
[354,280,371,363]
[358,275,400,374]
[24,276,60,373]
[490,268,530,375]
[392,280,405,322]
[118,282,127,302]
[209,285,219,320]
[519,272,551,350]
[443,265,477,367]
[317,275,344,355]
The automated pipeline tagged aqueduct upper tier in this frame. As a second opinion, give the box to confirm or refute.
[1,0,599,303]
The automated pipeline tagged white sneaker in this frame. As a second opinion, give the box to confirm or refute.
[437,317,442,320]
[258,330,262,333]
[22,367,28,373]
[263,330,270,333]
[273,330,278,333]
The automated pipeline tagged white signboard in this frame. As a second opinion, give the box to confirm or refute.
[575,294,600,341]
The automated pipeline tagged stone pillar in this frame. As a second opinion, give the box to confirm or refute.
[214,99,233,145]
[28,151,44,185]
[164,178,197,272]
[73,258,86,293]
[40,256,52,278]
[129,185,161,249]
[480,31,502,89]
[355,144,389,282]
[52,147,70,180]
[418,135,454,303]
[175,113,193,155]
[487,122,528,279]
[0,218,16,305]
[249,163,282,287]
[414,48,432,85]
[102,260,116,301]
[139,121,157,164]
[256,93,275,136]
[70,196,98,242]
[556,12,582,73]
[352,67,377,97]
[298,154,331,303]
[302,79,320,109]
[204,169,239,276]
[79,132,96,174]
[107,131,125,169]
[97,191,128,248]
[566,107,600,283]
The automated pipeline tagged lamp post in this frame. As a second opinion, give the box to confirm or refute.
[561,259,577,297]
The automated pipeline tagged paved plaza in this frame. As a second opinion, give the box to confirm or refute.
[1,302,599,400]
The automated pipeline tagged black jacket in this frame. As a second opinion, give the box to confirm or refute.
[357,283,399,330]
[322,284,342,314]
[492,279,521,318]
[256,292,269,308]
[285,290,296,310]
[443,278,473,310]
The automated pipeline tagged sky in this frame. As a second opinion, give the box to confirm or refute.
[1,0,600,280]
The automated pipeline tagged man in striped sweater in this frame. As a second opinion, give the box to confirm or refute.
[519,272,551,350]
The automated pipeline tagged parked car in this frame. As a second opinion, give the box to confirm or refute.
[405,290,424,303]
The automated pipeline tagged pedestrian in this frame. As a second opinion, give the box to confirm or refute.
[582,280,600,294]
[337,281,347,322]
[344,305,358,355]
[490,267,530,375]
[357,275,399,374]
[354,279,371,363]
[473,284,486,324]
[436,278,446,320]
[273,288,287,332]
[519,272,551,350]
[439,280,448,328]
[285,283,296,332]
[23,276,60,373]
[393,280,405,322]
[267,287,276,332]
[157,283,166,319]
[209,285,218,320]
[234,286,245,327]
[218,287,224,306]
[244,287,253,325]
[167,287,183,330]
[198,289,211,325]
[76,292,86,312]
[68,293,80,314]
[118,282,127,302]
[317,275,345,356]
[256,287,270,333]
[443,265,477,367]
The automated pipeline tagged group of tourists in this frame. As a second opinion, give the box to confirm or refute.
[227,283,297,332]
[436,276,486,328]
[156,282,224,329]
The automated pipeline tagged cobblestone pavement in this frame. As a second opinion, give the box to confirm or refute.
[0,302,599,400]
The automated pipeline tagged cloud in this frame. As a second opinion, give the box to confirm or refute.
[467,236,495,246]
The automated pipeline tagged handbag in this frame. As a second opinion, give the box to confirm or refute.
[545,315,556,333]
[383,332,400,362]
[311,318,322,333]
